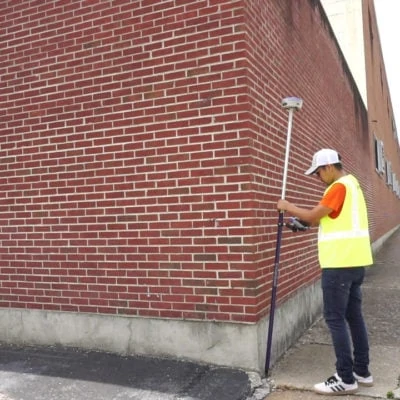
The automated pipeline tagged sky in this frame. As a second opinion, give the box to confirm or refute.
[374,0,400,138]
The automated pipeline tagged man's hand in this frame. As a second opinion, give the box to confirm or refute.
[277,199,291,212]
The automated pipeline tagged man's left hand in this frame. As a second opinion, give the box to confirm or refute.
[277,199,290,212]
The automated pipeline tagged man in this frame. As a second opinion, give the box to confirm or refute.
[277,148,373,396]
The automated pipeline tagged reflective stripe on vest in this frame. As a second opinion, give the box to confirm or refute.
[320,229,370,241]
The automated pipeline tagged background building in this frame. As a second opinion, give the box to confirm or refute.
[321,0,367,105]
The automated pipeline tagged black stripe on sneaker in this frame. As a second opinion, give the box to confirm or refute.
[332,384,345,392]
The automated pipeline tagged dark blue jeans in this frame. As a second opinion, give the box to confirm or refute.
[321,267,370,384]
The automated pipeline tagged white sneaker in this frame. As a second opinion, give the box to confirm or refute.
[314,373,358,395]
[353,371,374,387]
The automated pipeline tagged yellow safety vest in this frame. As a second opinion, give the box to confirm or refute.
[318,174,373,268]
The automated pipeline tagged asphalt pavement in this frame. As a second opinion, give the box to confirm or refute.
[0,227,399,400]
[0,344,261,400]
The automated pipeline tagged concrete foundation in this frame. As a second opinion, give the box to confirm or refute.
[0,280,322,374]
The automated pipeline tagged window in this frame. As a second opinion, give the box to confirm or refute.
[386,161,392,186]
[393,174,399,198]
[374,137,385,174]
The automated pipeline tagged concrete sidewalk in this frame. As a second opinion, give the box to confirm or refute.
[268,227,400,399]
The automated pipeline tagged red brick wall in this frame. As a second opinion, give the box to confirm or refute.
[0,0,256,322]
[1,0,399,324]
